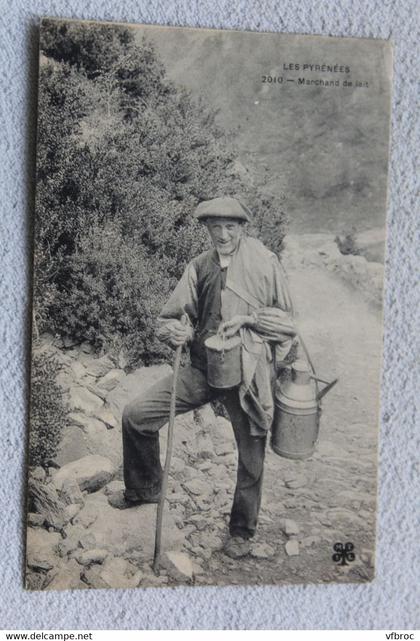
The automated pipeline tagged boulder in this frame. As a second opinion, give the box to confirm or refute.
[86,383,108,401]
[45,560,83,591]
[69,361,87,381]
[106,364,172,417]
[83,557,142,589]
[94,407,118,430]
[161,551,194,582]
[60,477,85,506]
[97,369,126,392]
[27,529,61,571]
[30,467,47,483]
[52,455,116,493]
[55,425,89,467]
[76,548,108,566]
[73,503,99,528]
[64,504,82,522]
[86,492,184,556]
[68,385,104,415]
[85,355,115,378]
[28,513,45,527]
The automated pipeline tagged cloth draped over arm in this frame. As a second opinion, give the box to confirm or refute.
[222,236,296,436]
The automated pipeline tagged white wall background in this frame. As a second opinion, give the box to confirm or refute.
[0,0,418,630]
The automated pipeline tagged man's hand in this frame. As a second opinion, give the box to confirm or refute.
[167,319,194,348]
[218,314,253,339]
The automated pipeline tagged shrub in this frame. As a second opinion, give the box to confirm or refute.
[29,351,69,466]
[335,230,361,256]
[34,20,288,367]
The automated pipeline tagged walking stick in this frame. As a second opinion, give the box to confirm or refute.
[153,315,187,575]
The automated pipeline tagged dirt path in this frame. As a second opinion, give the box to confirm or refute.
[28,260,383,590]
[197,265,382,585]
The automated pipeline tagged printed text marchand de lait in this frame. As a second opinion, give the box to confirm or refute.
[261,62,370,88]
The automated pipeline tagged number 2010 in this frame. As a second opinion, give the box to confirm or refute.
[262,75,284,83]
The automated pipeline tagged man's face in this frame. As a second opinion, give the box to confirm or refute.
[205,217,243,255]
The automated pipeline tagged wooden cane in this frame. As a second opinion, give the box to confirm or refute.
[153,315,187,575]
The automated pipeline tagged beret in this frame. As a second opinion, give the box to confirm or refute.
[194,197,251,222]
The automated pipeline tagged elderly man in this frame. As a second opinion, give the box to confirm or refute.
[109,196,296,558]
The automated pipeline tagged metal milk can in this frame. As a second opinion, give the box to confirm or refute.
[271,358,337,460]
[204,334,242,389]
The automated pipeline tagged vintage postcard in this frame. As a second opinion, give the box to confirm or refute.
[26,17,393,590]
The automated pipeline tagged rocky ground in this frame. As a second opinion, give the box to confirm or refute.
[26,231,383,590]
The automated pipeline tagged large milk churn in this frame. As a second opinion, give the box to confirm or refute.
[271,359,337,460]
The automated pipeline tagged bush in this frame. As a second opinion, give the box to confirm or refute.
[34,20,288,367]
[335,230,361,256]
[29,351,69,466]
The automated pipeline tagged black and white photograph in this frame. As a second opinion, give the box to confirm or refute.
[26,17,392,591]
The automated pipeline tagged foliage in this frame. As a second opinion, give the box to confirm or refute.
[29,351,68,466]
[34,20,288,367]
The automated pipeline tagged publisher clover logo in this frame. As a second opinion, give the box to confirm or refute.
[332,542,355,566]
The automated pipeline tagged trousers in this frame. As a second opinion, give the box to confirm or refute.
[122,365,267,539]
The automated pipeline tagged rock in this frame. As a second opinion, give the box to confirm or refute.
[103,480,125,496]
[78,532,97,549]
[169,456,185,475]
[80,341,94,354]
[82,566,109,589]
[86,493,184,556]
[285,540,300,556]
[195,431,215,459]
[355,228,385,263]
[197,461,212,472]
[194,404,217,429]
[70,361,87,381]
[280,519,300,536]
[215,442,235,456]
[55,425,89,467]
[251,543,276,559]
[284,475,307,489]
[161,551,194,582]
[45,560,82,591]
[28,513,45,527]
[30,467,46,483]
[64,504,82,522]
[85,355,115,378]
[27,529,61,571]
[182,477,209,496]
[85,557,142,589]
[60,477,85,506]
[187,515,208,531]
[63,336,78,349]
[76,548,108,566]
[86,383,109,401]
[73,503,99,528]
[97,369,126,392]
[94,407,118,430]
[57,535,80,558]
[52,455,116,493]
[302,535,321,548]
[106,364,172,417]
[68,385,104,415]
[28,479,66,530]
